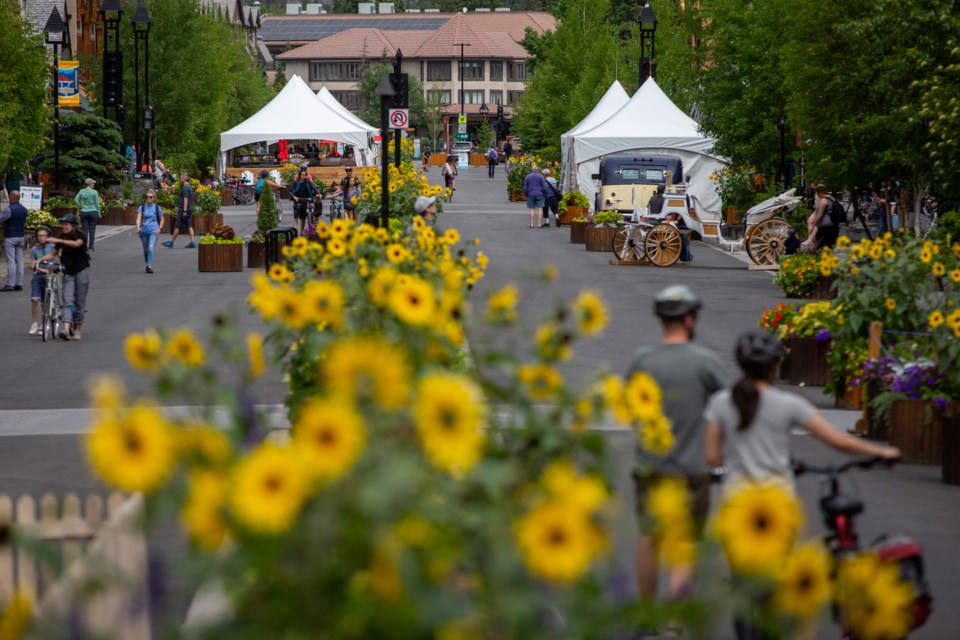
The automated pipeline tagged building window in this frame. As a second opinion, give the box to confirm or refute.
[427,90,451,105]
[489,61,503,81]
[461,61,484,80]
[426,61,451,81]
[507,90,524,106]
[507,62,527,82]
[489,90,503,107]
[462,90,484,105]
[310,62,361,82]
[331,90,361,111]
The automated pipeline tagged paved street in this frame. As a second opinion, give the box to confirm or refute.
[0,166,957,637]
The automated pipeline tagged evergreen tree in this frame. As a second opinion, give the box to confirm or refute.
[273,62,288,92]
[357,62,428,133]
[257,183,279,237]
[33,112,127,188]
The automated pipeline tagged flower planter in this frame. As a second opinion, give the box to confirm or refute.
[52,207,77,219]
[889,399,942,465]
[585,226,618,252]
[198,243,243,272]
[100,207,125,226]
[815,274,838,300]
[942,414,960,486]
[833,381,863,411]
[247,242,265,269]
[560,205,588,226]
[194,214,224,236]
[570,221,588,244]
[783,336,831,387]
[122,206,138,226]
[509,189,527,202]
[221,188,234,207]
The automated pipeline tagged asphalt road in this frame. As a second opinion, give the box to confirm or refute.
[0,167,957,638]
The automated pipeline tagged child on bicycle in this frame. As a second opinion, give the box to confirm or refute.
[704,329,900,492]
[27,226,57,336]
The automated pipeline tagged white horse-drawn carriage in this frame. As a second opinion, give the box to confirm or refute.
[611,187,804,267]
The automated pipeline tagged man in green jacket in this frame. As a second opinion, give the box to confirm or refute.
[74,177,101,252]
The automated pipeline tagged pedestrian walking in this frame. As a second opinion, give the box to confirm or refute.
[47,215,90,341]
[0,189,29,291]
[136,189,164,274]
[541,168,561,227]
[486,145,498,178]
[522,164,549,228]
[153,155,167,189]
[502,140,513,161]
[74,178,101,253]
[27,226,56,335]
[628,285,730,602]
[442,157,458,201]
[163,174,196,249]
[811,184,839,249]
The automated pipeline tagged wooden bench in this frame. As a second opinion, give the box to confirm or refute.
[0,492,150,639]
[225,166,355,186]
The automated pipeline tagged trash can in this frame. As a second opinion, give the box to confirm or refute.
[265,227,297,273]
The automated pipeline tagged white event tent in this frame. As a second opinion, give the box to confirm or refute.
[565,78,726,213]
[218,75,377,176]
[559,81,630,192]
[316,86,378,137]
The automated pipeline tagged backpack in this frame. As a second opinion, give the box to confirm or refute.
[487,148,498,162]
[828,196,847,225]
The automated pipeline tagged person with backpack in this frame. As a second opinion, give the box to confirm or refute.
[486,145,498,178]
[808,184,840,249]
[136,189,165,274]
[291,168,317,234]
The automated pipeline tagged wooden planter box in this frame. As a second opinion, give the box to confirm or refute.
[247,242,265,269]
[585,225,618,252]
[198,243,243,272]
[942,414,960,485]
[833,382,863,411]
[221,188,233,207]
[122,206,138,226]
[570,220,588,244]
[51,207,77,219]
[100,207,125,226]
[783,336,831,387]
[560,205,588,226]
[889,399,942,465]
[509,188,527,202]
[815,274,838,300]
[194,213,224,236]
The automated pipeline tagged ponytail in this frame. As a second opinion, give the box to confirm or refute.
[732,361,777,431]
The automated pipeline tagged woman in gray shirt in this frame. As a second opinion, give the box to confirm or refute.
[704,330,899,491]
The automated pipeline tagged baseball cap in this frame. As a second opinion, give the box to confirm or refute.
[414,195,437,215]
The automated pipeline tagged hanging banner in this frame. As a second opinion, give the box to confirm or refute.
[57,61,80,107]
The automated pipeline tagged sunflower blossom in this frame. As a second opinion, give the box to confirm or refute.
[572,289,609,337]
[125,329,163,372]
[389,275,436,326]
[293,397,366,482]
[772,541,831,619]
[86,405,177,493]
[514,500,605,584]
[230,443,310,535]
[166,329,205,368]
[181,470,230,550]
[836,552,914,640]
[321,336,411,410]
[413,373,487,477]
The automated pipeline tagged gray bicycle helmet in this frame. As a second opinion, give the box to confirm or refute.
[59,214,80,226]
[735,329,786,368]
[653,284,702,319]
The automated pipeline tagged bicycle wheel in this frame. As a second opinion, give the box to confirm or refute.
[237,186,254,206]
[274,192,283,222]
[41,282,57,342]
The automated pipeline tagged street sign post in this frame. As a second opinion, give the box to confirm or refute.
[388,108,409,129]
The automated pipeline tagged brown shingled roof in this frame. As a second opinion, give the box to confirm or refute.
[413,12,522,59]
[279,28,434,60]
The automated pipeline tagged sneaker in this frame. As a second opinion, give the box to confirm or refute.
[14,285,23,291]
[146,265,154,274]
[162,241,174,248]
[70,331,82,341]
[28,323,40,336]
[0,286,13,292]
[185,242,197,248]
[57,327,69,340]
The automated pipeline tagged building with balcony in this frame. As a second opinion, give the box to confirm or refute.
[265,9,555,128]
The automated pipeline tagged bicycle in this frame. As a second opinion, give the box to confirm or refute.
[223,176,254,206]
[793,456,933,638]
[38,260,65,343]
[329,198,344,222]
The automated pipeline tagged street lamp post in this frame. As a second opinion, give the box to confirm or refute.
[100,0,123,123]
[44,7,67,190]
[778,117,787,187]
[456,43,471,123]
[132,3,152,174]
[638,1,658,86]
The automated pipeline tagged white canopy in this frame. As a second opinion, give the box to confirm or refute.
[218,75,376,174]
[559,82,629,191]
[566,78,726,213]
[316,86,378,135]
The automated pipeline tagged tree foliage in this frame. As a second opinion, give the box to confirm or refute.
[0,0,51,177]
[34,111,127,188]
[357,62,428,133]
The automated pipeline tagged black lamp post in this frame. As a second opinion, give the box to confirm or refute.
[778,117,787,187]
[132,3,152,174]
[638,1,658,86]
[44,7,67,190]
[457,43,471,120]
[100,0,124,123]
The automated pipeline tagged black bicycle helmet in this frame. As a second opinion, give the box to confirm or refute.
[260,170,269,177]
[653,284,702,319]
[59,214,80,226]
[735,329,786,368]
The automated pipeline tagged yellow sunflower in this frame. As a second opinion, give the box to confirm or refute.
[486,284,519,323]
[230,443,309,535]
[88,374,125,416]
[413,372,487,477]
[640,414,675,455]
[275,288,311,330]
[929,310,945,330]
[836,553,914,640]
[514,500,604,584]
[246,332,265,378]
[165,329,205,368]
[950,269,960,284]
[292,397,366,482]
[932,262,946,277]
[836,235,851,249]
[321,336,411,410]
[572,290,609,337]
[885,298,897,311]
[772,541,832,619]
[330,218,350,237]
[86,405,177,493]
[181,470,230,551]
[919,248,932,264]
[368,266,397,306]
[0,592,33,640]
[125,329,163,372]
[327,238,348,257]
[443,228,461,245]
[518,364,564,401]
[178,424,232,468]
[948,309,960,329]
[541,460,608,514]
[385,243,407,264]
[710,482,803,575]
[389,275,436,326]
[623,372,664,423]
[304,280,345,330]
[247,274,281,321]
[535,323,572,362]
[268,263,294,284]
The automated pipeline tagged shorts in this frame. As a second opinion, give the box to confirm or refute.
[294,202,309,220]
[633,471,712,536]
[526,195,545,209]
[254,191,261,202]
[175,213,193,231]
[31,274,47,301]
[817,224,839,249]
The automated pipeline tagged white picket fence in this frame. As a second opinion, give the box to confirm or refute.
[0,491,150,639]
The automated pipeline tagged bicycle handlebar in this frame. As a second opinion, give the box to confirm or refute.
[792,455,899,477]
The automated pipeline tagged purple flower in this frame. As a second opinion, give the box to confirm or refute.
[815,328,831,342]
[934,396,949,411]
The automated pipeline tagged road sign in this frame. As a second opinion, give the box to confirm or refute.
[388,108,409,129]
[457,114,467,125]
[457,124,467,134]
[456,133,469,142]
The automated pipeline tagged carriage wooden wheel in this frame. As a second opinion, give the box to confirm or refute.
[745,218,791,266]
[612,225,647,261]
[643,223,682,267]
